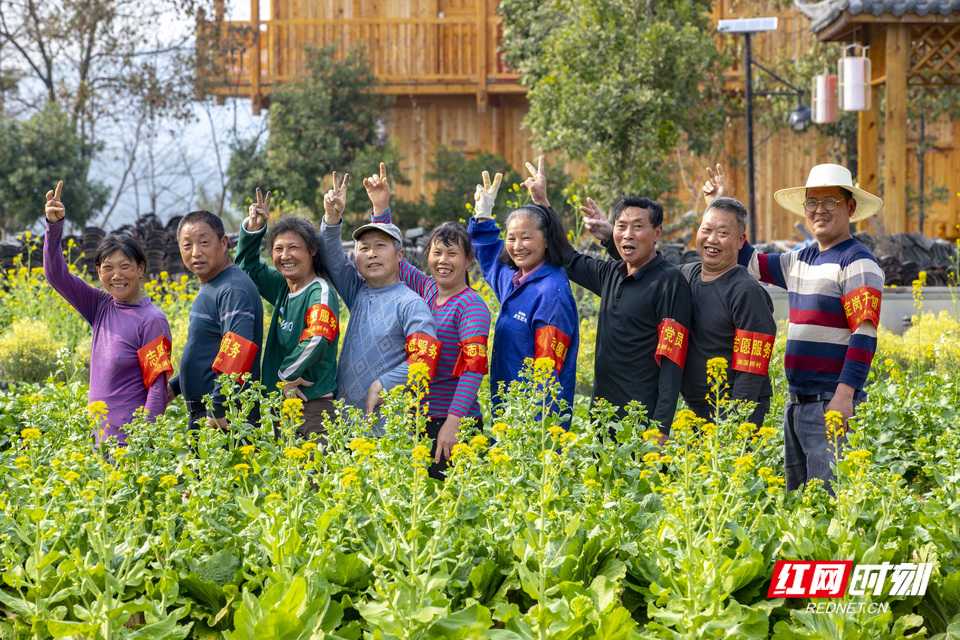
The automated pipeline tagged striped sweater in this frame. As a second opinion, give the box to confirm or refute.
[739,238,884,395]
[372,209,492,418]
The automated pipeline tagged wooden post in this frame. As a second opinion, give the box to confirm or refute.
[884,24,910,234]
[250,0,262,115]
[476,0,489,111]
[858,30,881,221]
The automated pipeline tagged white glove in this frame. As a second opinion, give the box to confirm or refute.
[473,171,502,220]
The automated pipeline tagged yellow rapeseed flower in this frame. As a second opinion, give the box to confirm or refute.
[21,427,41,441]
[584,478,601,490]
[341,467,359,488]
[284,446,306,461]
[301,442,318,452]
[407,361,431,385]
[234,463,251,475]
[532,357,556,383]
[825,411,845,442]
[547,425,565,440]
[63,471,81,483]
[411,444,431,465]
[469,434,489,449]
[87,401,108,421]
[642,452,660,466]
[492,422,508,438]
[282,398,304,423]
[489,447,510,465]
[734,455,754,472]
[706,357,728,387]
[642,428,663,443]
[240,444,255,457]
[159,475,177,488]
[349,438,377,459]
[136,475,149,484]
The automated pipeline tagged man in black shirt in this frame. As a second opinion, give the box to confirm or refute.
[582,196,776,427]
[677,197,776,425]
[520,158,692,439]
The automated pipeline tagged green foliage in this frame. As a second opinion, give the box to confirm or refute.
[0,318,64,383]
[0,102,108,234]
[1,345,959,637]
[226,45,395,217]
[499,0,724,206]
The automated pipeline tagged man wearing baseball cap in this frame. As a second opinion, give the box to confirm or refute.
[318,170,438,434]
[704,163,884,494]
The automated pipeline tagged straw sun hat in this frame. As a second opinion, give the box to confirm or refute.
[773,163,883,223]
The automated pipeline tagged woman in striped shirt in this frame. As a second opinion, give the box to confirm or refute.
[363,163,492,479]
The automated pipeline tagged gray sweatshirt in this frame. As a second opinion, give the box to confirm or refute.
[319,221,437,434]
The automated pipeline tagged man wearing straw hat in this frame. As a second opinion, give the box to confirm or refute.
[704,163,884,494]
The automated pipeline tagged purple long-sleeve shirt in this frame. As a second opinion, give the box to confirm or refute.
[43,221,172,445]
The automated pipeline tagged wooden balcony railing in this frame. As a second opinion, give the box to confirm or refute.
[199,15,523,111]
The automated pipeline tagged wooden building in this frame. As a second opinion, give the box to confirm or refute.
[200,0,960,242]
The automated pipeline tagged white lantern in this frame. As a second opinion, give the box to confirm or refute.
[812,74,837,123]
[838,44,871,111]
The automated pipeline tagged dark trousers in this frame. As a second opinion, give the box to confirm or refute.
[424,416,485,481]
[296,396,338,446]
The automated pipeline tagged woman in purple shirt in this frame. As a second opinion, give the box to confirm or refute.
[43,181,173,445]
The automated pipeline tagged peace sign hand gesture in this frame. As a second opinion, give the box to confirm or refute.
[362,162,390,215]
[323,171,350,225]
[245,187,271,232]
[521,156,549,207]
[702,163,728,204]
[45,181,65,223]
[473,170,503,220]
[579,197,613,243]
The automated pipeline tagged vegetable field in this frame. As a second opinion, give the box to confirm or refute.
[2,253,960,639]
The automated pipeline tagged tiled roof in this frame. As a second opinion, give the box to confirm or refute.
[794,0,960,33]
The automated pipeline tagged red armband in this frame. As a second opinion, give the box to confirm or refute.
[534,325,571,373]
[137,335,174,388]
[212,331,258,382]
[731,329,776,376]
[453,334,489,376]
[655,319,689,369]
[841,286,882,332]
[300,303,339,342]
[405,332,441,379]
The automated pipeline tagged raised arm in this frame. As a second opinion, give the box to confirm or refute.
[235,187,286,300]
[365,163,436,298]
[42,181,110,324]
[320,172,365,308]
[468,170,506,299]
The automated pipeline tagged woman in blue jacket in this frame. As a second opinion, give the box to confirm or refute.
[468,168,579,424]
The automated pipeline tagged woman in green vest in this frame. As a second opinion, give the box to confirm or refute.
[235,188,340,441]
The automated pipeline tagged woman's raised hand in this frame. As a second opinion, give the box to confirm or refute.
[246,187,271,232]
[323,171,350,225]
[521,155,549,207]
[473,170,502,220]
[45,181,65,223]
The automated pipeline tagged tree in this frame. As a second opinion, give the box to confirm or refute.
[0,102,108,236]
[0,0,217,225]
[498,0,725,207]
[227,45,397,218]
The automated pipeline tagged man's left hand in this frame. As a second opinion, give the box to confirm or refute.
[207,416,229,431]
[365,379,385,415]
[826,383,857,434]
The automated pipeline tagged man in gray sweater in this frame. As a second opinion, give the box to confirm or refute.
[319,172,438,435]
